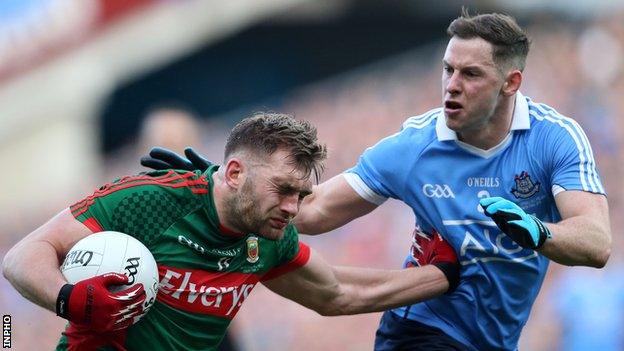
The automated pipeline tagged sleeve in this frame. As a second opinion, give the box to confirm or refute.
[345,130,413,202]
[69,171,202,245]
[260,225,311,281]
[547,120,606,196]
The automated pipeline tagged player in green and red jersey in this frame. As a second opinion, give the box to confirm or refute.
[3,113,459,351]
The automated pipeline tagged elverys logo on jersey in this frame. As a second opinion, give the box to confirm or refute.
[157,266,258,319]
[511,171,540,199]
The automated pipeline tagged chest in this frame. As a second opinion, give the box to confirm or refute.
[141,212,282,318]
[405,142,551,223]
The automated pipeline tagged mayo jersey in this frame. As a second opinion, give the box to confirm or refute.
[345,92,605,350]
[56,166,309,351]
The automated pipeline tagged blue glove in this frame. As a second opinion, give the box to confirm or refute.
[479,197,552,250]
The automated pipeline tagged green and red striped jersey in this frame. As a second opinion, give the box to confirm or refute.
[56,166,309,351]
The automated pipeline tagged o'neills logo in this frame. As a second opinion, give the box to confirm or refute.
[246,236,259,263]
[157,266,259,319]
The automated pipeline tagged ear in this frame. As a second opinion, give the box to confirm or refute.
[502,70,522,96]
[223,158,245,189]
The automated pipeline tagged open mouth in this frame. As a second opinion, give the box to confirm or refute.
[444,101,463,110]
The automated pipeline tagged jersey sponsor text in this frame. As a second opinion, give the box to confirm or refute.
[157,266,258,318]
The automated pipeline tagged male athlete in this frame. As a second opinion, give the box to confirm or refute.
[2,113,459,350]
[143,11,612,350]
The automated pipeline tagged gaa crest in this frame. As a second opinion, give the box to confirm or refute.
[246,236,259,263]
[511,171,540,199]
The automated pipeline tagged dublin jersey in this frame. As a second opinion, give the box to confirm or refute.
[346,92,605,350]
[56,166,309,351]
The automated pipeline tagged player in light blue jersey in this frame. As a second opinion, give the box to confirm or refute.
[141,10,611,351]
[341,12,610,350]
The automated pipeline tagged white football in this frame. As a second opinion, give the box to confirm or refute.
[60,231,159,324]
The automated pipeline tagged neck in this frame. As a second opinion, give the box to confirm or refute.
[211,171,242,234]
[457,95,516,150]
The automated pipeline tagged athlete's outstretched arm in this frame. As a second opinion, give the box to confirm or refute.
[262,248,450,316]
[481,191,610,267]
[540,191,611,267]
[294,174,379,234]
[2,209,91,311]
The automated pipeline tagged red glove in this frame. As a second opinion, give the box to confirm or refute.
[56,272,146,332]
[408,227,460,292]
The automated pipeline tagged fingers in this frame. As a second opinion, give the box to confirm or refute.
[480,198,521,215]
[479,196,505,208]
[110,284,145,301]
[184,147,212,170]
[149,147,194,170]
[140,157,172,170]
[101,272,130,286]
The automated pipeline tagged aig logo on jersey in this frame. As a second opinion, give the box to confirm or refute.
[423,184,455,198]
[246,236,259,263]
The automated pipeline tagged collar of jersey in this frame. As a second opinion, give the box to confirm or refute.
[435,91,530,144]
[434,91,530,158]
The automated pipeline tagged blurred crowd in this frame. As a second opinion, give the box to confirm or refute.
[2,11,624,351]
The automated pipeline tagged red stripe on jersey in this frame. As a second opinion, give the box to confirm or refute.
[82,217,103,232]
[157,265,260,319]
[261,243,311,281]
[70,171,208,217]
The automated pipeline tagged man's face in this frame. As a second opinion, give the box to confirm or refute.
[442,36,506,133]
[229,149,312,240]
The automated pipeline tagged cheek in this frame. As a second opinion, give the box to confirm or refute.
[466,83,499,107]
[258,194,281,213]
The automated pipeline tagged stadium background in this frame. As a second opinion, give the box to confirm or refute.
[1,0,623,350]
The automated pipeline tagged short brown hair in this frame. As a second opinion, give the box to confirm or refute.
[225,112,327,182]
[447,9,530,71]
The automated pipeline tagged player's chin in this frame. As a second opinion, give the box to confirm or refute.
[444,113,466,131]
[259,225,286,241]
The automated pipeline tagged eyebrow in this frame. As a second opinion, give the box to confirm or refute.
[271,178,312,196]
[443,60,484,69]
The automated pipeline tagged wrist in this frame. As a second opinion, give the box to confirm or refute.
[56,283,74,319]
[530,215,552,249]
[432,262,459,292]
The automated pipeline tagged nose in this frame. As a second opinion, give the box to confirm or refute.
[445,71,461,95]
[279,194,299,218]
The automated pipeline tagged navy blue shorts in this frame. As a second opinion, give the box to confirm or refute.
[374,311,469,351]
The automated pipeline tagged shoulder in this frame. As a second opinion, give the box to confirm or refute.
[73,170,208,212]
[372,108,440,150]
[401,108,441,135]
[104,170,208,196]
[525,98,589,142]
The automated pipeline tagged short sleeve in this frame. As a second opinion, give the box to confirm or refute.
[346,131,410,201]
[548,120,605,196]
[260,225,311,281]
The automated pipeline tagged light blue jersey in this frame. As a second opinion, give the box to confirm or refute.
[346,92,605,350]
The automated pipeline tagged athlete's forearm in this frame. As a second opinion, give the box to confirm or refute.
[294,175,378,234]
[2,240,67,312]
[3,209,91,313]
[539,215,610,267]
[325,265,448,315]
